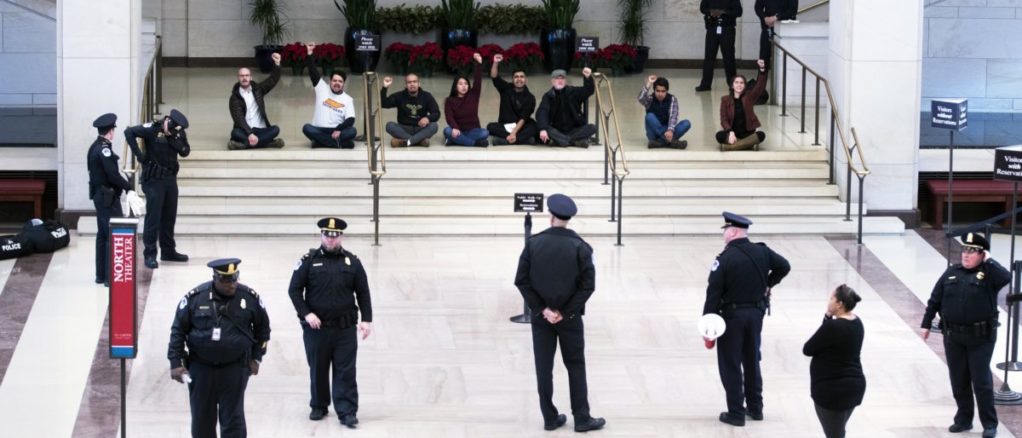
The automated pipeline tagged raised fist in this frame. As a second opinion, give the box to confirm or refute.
[582,67,592,78]
[757,59,766,70]
[647,75,657,85]
[493,53,503,63]
[473,53,483,64]
[305,42,316,56]
[382,77,393,88]
[271,52,281,65]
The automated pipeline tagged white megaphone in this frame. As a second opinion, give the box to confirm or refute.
[698,313,727,349]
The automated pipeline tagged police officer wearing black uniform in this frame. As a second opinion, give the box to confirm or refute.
[514,194,606,433]
[168,258,271,438]
[124,109,191,269]
[696,0,743,92]
[702,212,790,426]
[921,233,1011,438]
[288,217,374,428]
[87,113,133,286]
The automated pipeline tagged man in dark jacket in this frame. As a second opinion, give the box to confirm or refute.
[515,194,606,433]
[755,0,783,66]
[487,53,538,145]
[228,54,284,150]
[696,0,743,92]
[168,258,270,438]
[87,113,134,286]
[703,212,790,427]
[381,74,440,147]
[289,217,374,428]
[536,68,596,147]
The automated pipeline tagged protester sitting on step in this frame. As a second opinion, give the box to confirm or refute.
[716,59,768,151]
[638,75,691,149]
[487,53,538,145]
[301,42,357,149]
[381,73,441,147]
[228,54,284,150]
[536,67,596,148]
[443,52,489,147]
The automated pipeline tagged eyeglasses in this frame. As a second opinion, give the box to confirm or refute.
[961,247,983,254]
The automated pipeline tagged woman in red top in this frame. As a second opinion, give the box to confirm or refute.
[717,59,768,151]
[443,53,488,147]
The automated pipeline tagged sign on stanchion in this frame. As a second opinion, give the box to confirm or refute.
[992,146,1022,405]
[932,98,968,265]
[510,193,543,324]
[109,218,139,437]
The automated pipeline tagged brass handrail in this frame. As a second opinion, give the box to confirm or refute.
[591,72,629,245]
[799,0,828,15]
[122,35,163,189]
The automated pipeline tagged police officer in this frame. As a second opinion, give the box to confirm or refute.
[702,212,790,426]
[124,109,191,269]
[514,194,606,432]
[288,217,373,428]
[921,233,1011,438]
[696,0,743,92]
[87,113,134,286]
[168,258,270,438]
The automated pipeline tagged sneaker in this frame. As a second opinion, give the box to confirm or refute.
[491,137,509,146]
[227,140,246,150]
[416,138,430,147]
[474,138,489,147]
[668,140,688,150]
[571,139,589,148]
[267,138,285,148]
[695,85,712,92]
[574,416,606,432]
[390,138,407,148]
[544,414,567,431]
[648,139,665,148]
[309,407,327,421]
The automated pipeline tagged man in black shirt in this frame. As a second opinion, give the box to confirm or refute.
[515,194,606,433]
[703,211,790,427]
[696,0,743,92]
[487,53,538,145]
[87,113,134,286]
[124,109,191,269]
[536,68,596,147]
[289,217,374,428]
[921,233,1011,438]
[381,74,440,147]
[168,258,270,438]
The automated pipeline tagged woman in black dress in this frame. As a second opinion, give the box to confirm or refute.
[803,284,866,438]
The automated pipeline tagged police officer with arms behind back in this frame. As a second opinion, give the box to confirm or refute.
[921,233,1011,438]
[515,194,606,433]
[87,113,134,286]
[168,258,270,438]
[702,211,790,427]
[288,217,373,428]
[124,109,191,269]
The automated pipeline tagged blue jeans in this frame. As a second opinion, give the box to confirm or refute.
[302,124,357,149]
[443,127,489,146]
[230,126,280,148]
[644,113,691,142]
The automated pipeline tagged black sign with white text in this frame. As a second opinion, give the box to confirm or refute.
[514,193,544,213]
[994,146,1022,182]
[577,37,599,54]
[931,98,967,131]
[356,34,381,52]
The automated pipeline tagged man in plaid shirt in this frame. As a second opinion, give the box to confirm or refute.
[638,75,691,149]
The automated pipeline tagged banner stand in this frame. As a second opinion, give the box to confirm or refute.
[109,218,139,438]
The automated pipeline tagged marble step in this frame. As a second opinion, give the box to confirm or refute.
[177,166,829,180]
[77,215,904,237]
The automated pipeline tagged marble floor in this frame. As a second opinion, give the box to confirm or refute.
[1,230,1021,437]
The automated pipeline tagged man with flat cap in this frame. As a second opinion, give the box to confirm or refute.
[87,113,134,286]
[125,109,191,269]
[288,217,374,428]
[515,194,606,432]
[922,233,1011,438]
[536,68,597,147]
[168,258,271,438]
[702,211,790,427]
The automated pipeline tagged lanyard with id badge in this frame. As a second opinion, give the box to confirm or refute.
[212,303,224,341]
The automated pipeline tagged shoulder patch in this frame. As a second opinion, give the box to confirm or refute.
[142,122,153,128]
[178,295,189,309]
[711,259,720,272]
[101,147,112,157]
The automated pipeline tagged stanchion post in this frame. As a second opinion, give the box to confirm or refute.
[946,130,955,266]
[510,211,533,324]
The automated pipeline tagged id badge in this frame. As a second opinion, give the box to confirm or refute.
[716,26,722,35]
[212,327,222,341]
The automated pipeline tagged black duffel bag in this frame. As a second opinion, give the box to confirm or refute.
[0,234,30,260]
[20,219,71,254]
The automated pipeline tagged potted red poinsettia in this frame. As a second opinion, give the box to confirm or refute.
[313,43,346,77]
[503,42,543,73]
[280,42,308,75]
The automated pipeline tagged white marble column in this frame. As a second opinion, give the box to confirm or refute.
[57,0,142,213]
[828,0,923,214]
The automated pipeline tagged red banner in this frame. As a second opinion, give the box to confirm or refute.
[109,219,138,359]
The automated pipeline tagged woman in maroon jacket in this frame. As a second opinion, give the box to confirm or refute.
[717,59,768,151]
[443,53,488,147]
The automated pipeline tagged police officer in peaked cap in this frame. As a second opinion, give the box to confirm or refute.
[168,258,271,438]
[87,113,135,286]
[703,211,790,426]
[288,217,374,428]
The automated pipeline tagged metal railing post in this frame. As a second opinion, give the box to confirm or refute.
[814,77,821,145]
[800,67,807,133]
[609,153,618,222]
[845,161,853,222]
[829,112,836,185]
[781,53,788,116]
[616,177,624,246]
[857,174,865,244]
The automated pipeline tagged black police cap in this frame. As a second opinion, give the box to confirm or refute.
[548,193,578,220]
[721,211,752,229]
[318,217,347,236]
[168,109,189,130]
[961,232,990,251]
[93,113,117,129]
[207,258,241,280]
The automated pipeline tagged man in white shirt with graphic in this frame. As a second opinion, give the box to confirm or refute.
[302,42,357,149]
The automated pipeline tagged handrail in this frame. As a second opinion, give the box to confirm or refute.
[591,72,629,246]
[122,35,163,193]
[799,0,828,15]
[363,71,386,246]
[771,39,871,243]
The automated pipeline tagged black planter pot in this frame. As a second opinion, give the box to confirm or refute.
[630,45,650,74]
[440,28,477,73]
[254,45,282,73]
[541,28,576,73]
[345,28,382,74]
